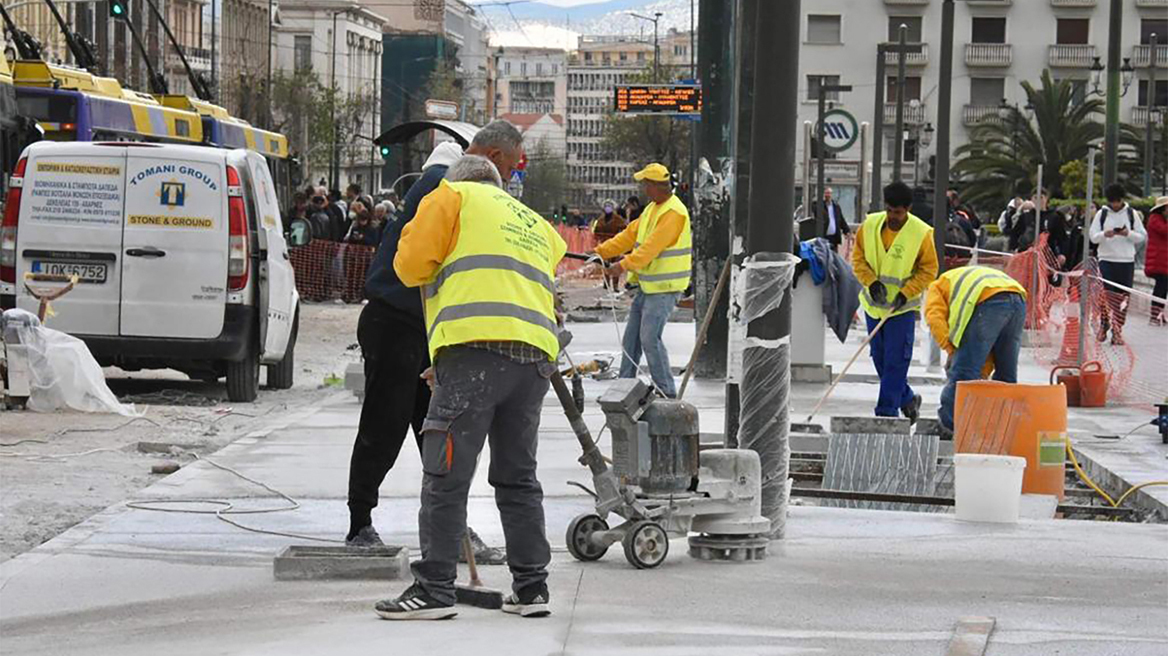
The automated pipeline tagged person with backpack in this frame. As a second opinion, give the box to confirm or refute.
[1090,184,1148,345]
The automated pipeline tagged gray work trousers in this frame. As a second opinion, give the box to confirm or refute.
[411,346,552,605]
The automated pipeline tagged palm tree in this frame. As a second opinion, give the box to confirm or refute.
[953,71,1103,209]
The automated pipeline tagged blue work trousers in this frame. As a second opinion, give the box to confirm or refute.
[619,290,680,397]
[866,311,918,417]
[939,292,1027,430]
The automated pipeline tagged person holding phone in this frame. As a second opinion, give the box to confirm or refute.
[1090,183,1147,345]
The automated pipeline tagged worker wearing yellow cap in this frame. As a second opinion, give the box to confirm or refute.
[924,265,1027,436]
[593,163,692,397]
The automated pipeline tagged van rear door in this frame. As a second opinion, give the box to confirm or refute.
[120,149,226,338]
[242,152,295,362]
[14,143,126,335]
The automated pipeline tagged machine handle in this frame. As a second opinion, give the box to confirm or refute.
[1050,364,1080,385]
[126,247,167,258]
[1081,360,1104,375]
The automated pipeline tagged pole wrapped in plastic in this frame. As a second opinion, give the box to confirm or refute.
[731,252,797,538]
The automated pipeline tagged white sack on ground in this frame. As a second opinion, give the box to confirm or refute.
[1,309,139,416]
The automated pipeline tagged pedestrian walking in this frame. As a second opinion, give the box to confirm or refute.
[1145,196,1168,326]
[851,181,939,423]
[813,187,851,251]
[1090,183,1147,345]
[593,163,692,398]
[925,265,1027,436]
[375,153,565,621]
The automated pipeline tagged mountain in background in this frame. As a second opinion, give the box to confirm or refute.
[474,0,696,49]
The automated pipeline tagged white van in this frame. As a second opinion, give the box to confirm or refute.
[0,142,298,402]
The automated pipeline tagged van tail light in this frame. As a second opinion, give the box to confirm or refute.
[226,165,249,291]
[1,157,27,284]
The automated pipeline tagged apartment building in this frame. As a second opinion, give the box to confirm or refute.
[797,0,1166,216]
[566,36,654,209]
[493,46,567,117]
[218,0,270,123]
[275,0,385,191]
[165,0,210,97]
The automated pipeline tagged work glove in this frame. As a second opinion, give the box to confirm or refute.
[891,292,908,311]
[869,281,888,306]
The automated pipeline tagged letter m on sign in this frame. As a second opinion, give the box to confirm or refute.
[825,122,851,141]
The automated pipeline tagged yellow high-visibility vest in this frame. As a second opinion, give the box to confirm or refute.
[421,181,567,361]
[630,194,692,293]
[858,211,932,318]
[941,266,1027,348]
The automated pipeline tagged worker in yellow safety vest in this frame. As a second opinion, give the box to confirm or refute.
[592,162,692,397]
[851,181,939,423]
[378,153,566,620]
[925,265,1027,436]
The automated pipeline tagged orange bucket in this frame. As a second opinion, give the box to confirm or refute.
[954,381,1067,500]
[1078,361,1108,408]
[1050,365,1082,407]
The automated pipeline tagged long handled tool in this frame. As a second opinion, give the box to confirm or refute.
[677,258,732,400]
[804,314,890,423]
[454,534,503,609]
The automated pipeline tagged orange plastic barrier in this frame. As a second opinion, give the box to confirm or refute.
[954,380,1067,500]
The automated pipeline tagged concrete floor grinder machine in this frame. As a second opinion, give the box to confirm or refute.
[550,370,770,569]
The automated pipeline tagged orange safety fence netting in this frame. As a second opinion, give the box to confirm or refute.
[288,226,606,304]
[947,235,1167,406]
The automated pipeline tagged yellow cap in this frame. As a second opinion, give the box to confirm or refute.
[633,163,670,183]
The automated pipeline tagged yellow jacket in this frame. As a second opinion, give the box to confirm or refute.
[595,210,686,272]
[851,219,939,302]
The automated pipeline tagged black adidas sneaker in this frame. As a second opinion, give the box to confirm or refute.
[375,584,457,621]
[502,587,551,618]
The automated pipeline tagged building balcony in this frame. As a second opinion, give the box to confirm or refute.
[885,44,929,67]
[966,43,1012,67]
[883,0,929,5]
[883,102,928,125]
[1051,0,1096,6]
[1048,44,1097,68]
[1131,106,1166,128]
[963,104,1002,126]
[1131,44,1168,68]
[966,0,1012,5]
[1134,0,1167,7]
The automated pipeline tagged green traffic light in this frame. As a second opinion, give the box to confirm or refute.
[110,1,125,18]
[379,146,391,160]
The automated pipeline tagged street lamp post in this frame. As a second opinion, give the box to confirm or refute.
[1145,33,1159,197]
[328,7,351,192]
[893,24,908,181]
[630,11,663,81]
[815,79,852,237]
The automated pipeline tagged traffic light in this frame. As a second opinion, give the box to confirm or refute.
[109,0,127,19]
[379,145,391,162]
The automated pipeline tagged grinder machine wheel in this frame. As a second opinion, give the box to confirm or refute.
[566,513,610,562]
[622,520,669,569]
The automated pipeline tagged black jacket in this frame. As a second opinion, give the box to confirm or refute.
[363,164,449,324]
[812,200,850,245]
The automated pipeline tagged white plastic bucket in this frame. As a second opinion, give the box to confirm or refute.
[953,454,1027,523]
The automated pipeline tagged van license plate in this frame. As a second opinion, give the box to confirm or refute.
[31,261,108,283]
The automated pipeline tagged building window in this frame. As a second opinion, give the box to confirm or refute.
[294,35,312,71]
[807,15,842,45]
[553,64,559,74]
[887,16,923,43]
[1141,19,1168,45]
[886,75,922,103]
[536,62,543,76]
[637,52,646,62]
[807,74,841,102]
[1138,80,1168,108]
[971,17,1006,44]
[521,62,527,76]
[1056,19,1089,45]
[505,61,511,75]
[969,77,1005,106]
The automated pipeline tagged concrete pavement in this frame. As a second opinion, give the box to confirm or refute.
[1,322,1165,655]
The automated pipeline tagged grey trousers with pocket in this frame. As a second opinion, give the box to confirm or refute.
[411,346,552,604]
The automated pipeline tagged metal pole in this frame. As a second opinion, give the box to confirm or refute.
[742,0,798,538]
[871,44,887,211]
[267,0,273,128]
[1031,164,1044,332]
[1080,147,1097,367]
[1146,33,1158,198]
[858,121,869,222]
[1103,0,1122,186]
[893,24,908,181]
[653,14,660,82]
[693,0,734,380]
[816,81,827,237]
[802,121,812,221]
[932,0,954,276]
[330,10,339,191]
[210,0,216,101]
[725,0,756,447]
